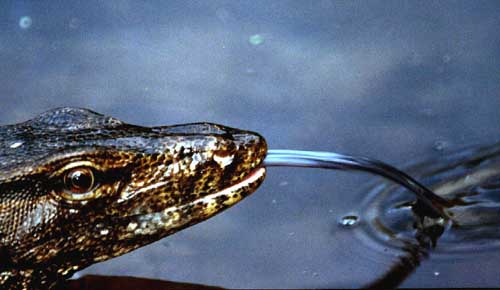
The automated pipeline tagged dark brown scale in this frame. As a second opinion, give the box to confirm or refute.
[0,107,267,289]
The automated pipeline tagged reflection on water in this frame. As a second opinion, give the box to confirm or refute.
[356,142,500,286]
[339,215,359,228]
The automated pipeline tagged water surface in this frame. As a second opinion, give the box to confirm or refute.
[1,1,500,287]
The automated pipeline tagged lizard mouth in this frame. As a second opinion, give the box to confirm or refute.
[124,167,266,237]
[194,166,267,212]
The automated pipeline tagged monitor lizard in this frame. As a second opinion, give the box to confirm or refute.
[0,107,267,289]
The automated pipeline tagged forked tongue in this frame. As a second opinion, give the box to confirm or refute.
[263,149,451,219]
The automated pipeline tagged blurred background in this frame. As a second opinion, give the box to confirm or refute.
[1,1,500,288]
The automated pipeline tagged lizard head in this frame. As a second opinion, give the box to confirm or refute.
[0,107,266,283]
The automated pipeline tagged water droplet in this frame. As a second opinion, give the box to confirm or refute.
[339,215,359,227]
[249,34,264,46]
[245,68,257,76]
[464,174,477,183]
[443,54,451,63]
[312,272,319,277]
[434,271,440,276]
[19,16,32,29]
[420,108,435,117]
[288,232,295,236]
[271,199,277,204]
[279,181,289,187]
[69,18,80,29]
[100,229,109,235]
[433,140,449,151]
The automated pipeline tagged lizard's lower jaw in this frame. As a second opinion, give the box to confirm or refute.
[123,167,266,238]
[195,167,267,216]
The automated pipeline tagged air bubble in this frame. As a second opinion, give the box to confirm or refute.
[279,181,289,187]
[249,34,264,46]
[433,140,449,151]
[339,215,359,227]
[69,18,80,29]
[19,16,32,29]
[245,68,257,76]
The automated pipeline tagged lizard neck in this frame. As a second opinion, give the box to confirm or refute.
[1,269,62,290]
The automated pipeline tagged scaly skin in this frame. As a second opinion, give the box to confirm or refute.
[0,108,267,289]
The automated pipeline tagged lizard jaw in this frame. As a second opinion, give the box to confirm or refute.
[123,167,266,237]
[192,167,267,216]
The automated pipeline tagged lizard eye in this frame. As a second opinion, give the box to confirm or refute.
[64,167,96,195]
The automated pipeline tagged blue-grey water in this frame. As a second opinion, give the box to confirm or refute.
[1,1,500,288]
